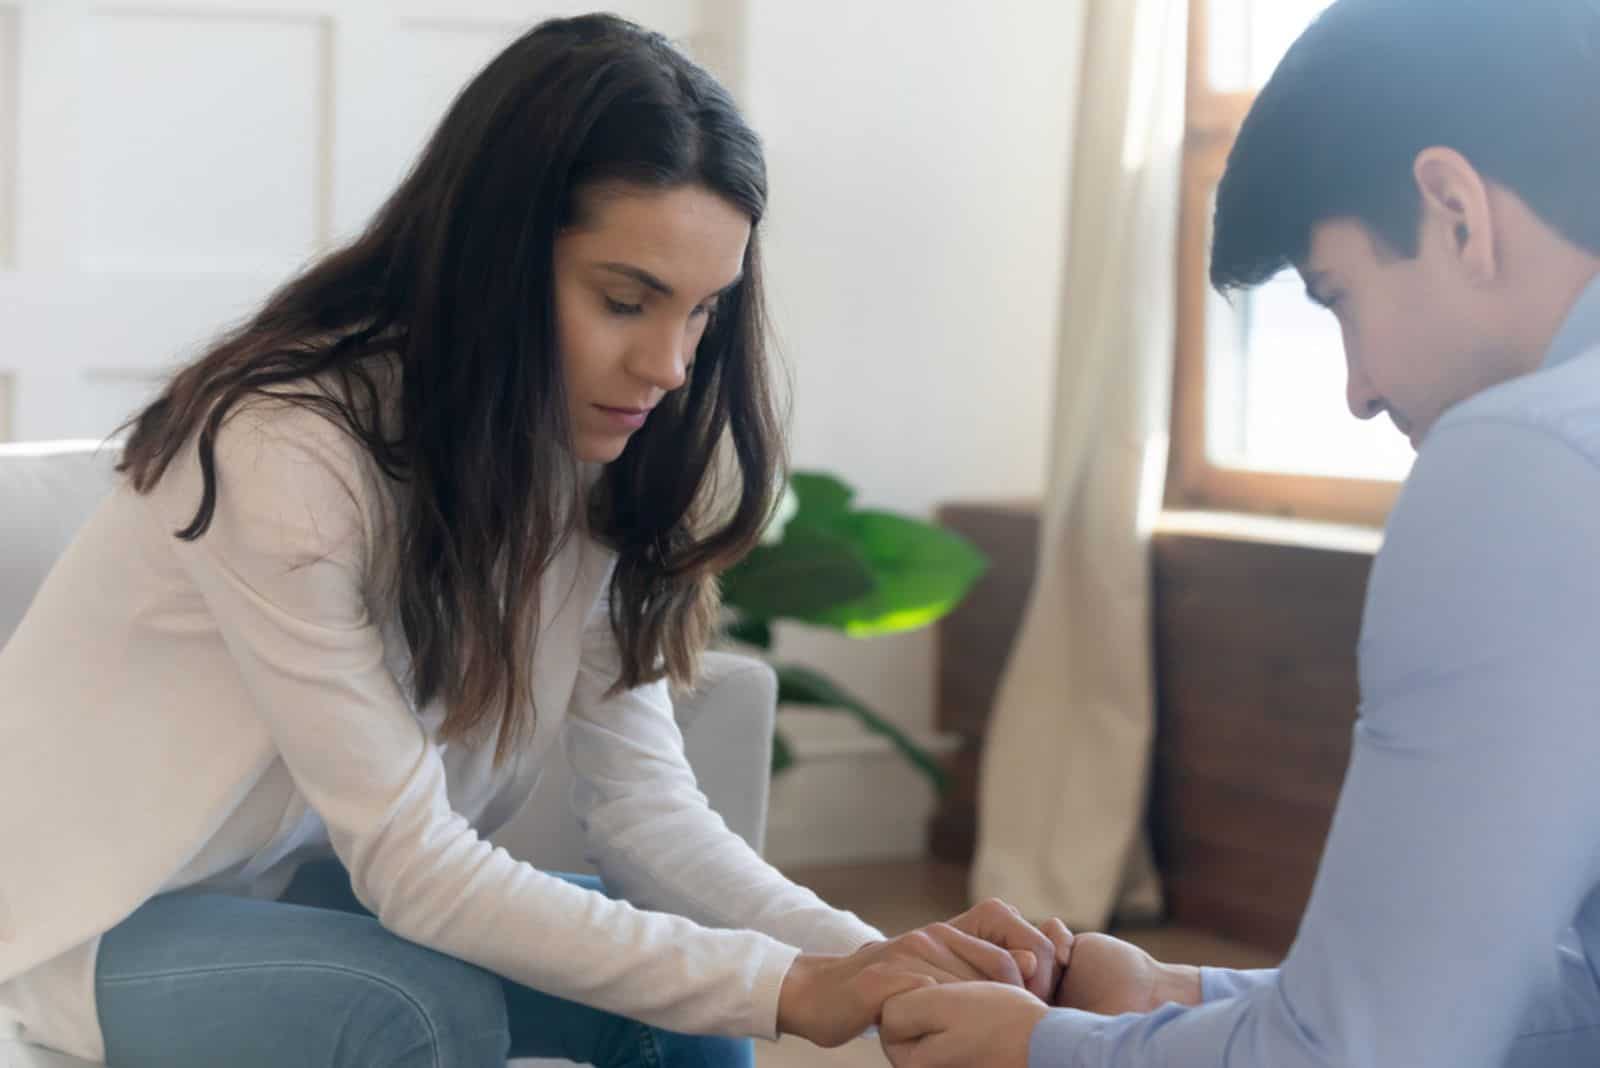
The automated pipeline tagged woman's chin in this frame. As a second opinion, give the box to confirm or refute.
[574,435,629,465]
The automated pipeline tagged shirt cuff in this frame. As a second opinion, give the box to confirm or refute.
[1200,966,1279,1003]
[1028,1007,1105,1068]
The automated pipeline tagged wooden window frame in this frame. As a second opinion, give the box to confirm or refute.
[1166,0,1400,528]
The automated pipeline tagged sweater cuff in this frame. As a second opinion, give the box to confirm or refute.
[751,940,803,1040]
[803,913,884,957]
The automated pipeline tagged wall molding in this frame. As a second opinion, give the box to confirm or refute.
[765,709,959,867]
[0,7,17,269]
[92,1,339,20]
[0,372,14,441]
[81,7,334,272]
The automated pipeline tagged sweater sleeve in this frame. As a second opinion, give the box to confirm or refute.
[148,403,804,1039]
[564,593,885,981]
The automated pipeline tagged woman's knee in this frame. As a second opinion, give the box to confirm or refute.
[352,948,510,1068]
[643,1030,755,1068]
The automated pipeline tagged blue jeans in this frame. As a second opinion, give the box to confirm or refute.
[95,859,755,1068]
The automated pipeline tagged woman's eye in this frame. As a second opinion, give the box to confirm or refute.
[603,295,644,315]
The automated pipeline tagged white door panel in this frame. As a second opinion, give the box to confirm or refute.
[0,0,727,442]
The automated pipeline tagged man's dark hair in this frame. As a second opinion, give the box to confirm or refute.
[1211,0,1600,292]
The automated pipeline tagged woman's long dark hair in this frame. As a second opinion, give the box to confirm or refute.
[119,14,783,762]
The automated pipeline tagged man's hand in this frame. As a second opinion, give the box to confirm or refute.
[1054,932,1202,1015]
[946,898,1074,1001]
[880,982,1049,1068]
[777,922,1044,1048]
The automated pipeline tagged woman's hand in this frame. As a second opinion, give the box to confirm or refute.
[946,898,1074,1001]
[776,921,1043,1048]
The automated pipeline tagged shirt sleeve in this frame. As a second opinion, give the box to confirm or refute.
[563,591,885,967]
[1028,417,1600,1067]
[1199,934,1600,1064]
[1200,967,1279,1002]
[150,402,805,1039]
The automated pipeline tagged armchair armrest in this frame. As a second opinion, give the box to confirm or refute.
[489,650,777,871]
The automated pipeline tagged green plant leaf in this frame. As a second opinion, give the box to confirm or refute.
[793,512,988,636]
[787,471,855,529]
[771,727,795,776]
[721,524,876,621]
[775,664,949,794]
[722,618,774,650]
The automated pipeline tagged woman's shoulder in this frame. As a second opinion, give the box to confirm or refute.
[140,383,400,562]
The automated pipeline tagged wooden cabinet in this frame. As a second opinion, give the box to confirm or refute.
[930,503,1372,954]
[1150,531,1369,950]
[928,502,1040,862]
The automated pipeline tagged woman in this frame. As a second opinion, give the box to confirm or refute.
[0,14,1069,1068]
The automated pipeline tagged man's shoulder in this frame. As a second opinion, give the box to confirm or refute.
[1434,345,1600,467]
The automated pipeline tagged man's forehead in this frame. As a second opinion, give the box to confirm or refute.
[1303,219,1376,270]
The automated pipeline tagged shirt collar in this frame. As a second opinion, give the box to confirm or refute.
[1543,273,1600,370]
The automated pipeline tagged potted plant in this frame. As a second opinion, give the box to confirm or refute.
[719,472,988,793]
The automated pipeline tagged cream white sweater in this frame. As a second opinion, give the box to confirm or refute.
[0,401,879,1063]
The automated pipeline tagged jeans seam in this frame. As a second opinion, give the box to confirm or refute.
[636,1024,662,1068]
[101,960,443,1067]
[390,1025,507,1065]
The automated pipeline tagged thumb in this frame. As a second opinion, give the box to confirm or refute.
[1011,949,1038,981]
[859,965,938,1016]
[879,984,953,1043]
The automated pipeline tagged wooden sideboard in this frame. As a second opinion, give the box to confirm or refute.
[929,502,1372,954]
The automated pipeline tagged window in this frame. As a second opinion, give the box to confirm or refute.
[1168,0,1406,526]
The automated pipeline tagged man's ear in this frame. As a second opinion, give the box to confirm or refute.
[1413,146,1499,284]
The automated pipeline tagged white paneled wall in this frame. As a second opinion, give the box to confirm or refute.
[0,7,16,269]
[0,0,727,442]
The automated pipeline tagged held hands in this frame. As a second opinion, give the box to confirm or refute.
[948,898,1075,1002]
[877,933,1204,1068]
[881,982,1050,1068]
[1055,933,1202,1016]
[776,899,1073,1049]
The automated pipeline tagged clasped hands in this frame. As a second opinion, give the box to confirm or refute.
[778,907,1203,1068]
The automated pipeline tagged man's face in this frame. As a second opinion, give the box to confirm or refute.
[1298,218,1519,451]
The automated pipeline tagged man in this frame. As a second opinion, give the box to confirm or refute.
[879,1,1600,1065]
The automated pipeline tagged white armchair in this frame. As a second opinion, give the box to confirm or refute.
[0,441,778,1068]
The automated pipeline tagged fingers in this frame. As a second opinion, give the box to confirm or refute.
[879,984,951,1044]
[852,965,940,1051]
[922,923,1026,987]
[1042,917,1074,968]
[1038,917,1074,1000]
[953,898,1060,999]
[885,927,996,985]
[858,963,939,1012]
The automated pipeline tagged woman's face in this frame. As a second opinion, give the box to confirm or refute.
[552,183,751,463]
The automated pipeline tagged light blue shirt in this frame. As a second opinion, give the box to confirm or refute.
[1030,275,1600,1068]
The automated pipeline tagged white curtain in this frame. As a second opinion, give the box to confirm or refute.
[971,0,1188,930]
